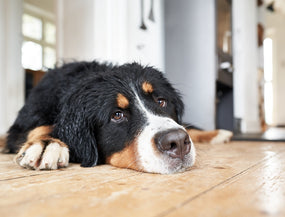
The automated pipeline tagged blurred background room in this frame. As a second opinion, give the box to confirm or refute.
[1,0,285,141]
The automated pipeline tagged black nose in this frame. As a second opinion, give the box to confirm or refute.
[155,129,191,160]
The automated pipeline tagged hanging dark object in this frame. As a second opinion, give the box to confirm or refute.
[267,2,275,12]
[140,0,147,30]
[148,0,155,22]
[257,0,263,7]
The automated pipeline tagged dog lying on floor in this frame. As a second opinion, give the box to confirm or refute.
[5,61,232,174]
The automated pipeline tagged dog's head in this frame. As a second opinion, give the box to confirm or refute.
[56,63,196,174]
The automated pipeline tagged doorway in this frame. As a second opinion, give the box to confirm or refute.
[263,2,285,132]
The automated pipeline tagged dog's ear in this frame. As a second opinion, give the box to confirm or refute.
[175,94,184,124]
[52,98,99,167]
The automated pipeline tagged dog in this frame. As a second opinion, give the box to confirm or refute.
[5,61,232,174]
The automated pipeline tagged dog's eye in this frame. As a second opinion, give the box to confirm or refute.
[111,111,125,122]
[156,98,167,108]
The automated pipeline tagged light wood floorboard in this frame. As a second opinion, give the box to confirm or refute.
[1,141,285,217]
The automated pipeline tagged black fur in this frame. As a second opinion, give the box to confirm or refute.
[6,61,184,167]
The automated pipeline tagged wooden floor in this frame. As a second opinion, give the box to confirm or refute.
[1,140,285,217]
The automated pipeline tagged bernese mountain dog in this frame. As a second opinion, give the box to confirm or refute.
[5,61,232,174]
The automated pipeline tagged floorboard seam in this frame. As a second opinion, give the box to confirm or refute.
[0,172,64,181]
[155,150,285,217]
[0,169,140,182]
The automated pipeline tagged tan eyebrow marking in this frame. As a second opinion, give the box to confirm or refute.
[117,93,129,109]
[142,81,154,94]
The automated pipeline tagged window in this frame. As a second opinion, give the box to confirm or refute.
[22,12,56,70]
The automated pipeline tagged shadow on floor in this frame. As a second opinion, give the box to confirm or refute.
[233,127,285,142]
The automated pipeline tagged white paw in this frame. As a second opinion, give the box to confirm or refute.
[39,143,69,169]
[18,143,43,169]
[210,130,233,144]
[16,142,69,170]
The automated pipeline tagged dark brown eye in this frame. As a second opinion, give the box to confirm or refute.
[156,98,167,108]
[111,111,125,122]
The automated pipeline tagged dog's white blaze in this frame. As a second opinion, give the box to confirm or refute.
[134,91,196,174]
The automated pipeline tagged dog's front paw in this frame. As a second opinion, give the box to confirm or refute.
[15,140,69,170]
[210,130,233,144]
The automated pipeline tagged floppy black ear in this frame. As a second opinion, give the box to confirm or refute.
[175,93,184,124]
[52,98,98,167]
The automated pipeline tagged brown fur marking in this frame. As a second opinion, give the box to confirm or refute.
[142,81,154,94]
[17,126,67,155]
[27,125,52,141]
[117,93,129,109]
[187,129,219,143]
[106,140,141,171]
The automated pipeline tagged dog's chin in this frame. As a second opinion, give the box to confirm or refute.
[163,155,195,174]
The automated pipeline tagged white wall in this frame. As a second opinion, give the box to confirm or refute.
[0,0,24,136]
[164,0,216,130]
[126,0,165,70]
[232,0,261,133]
[57,0,164,70]
[57,0,96,61]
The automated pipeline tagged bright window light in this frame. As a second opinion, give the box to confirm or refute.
[44,22,56,45]
[264,82,273,125]
[264,38,273,82]
[44,47,56,69]
[21,12,56,70]
[263,38,273,125]
[22,41,42,70]
[22,14,42,40]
